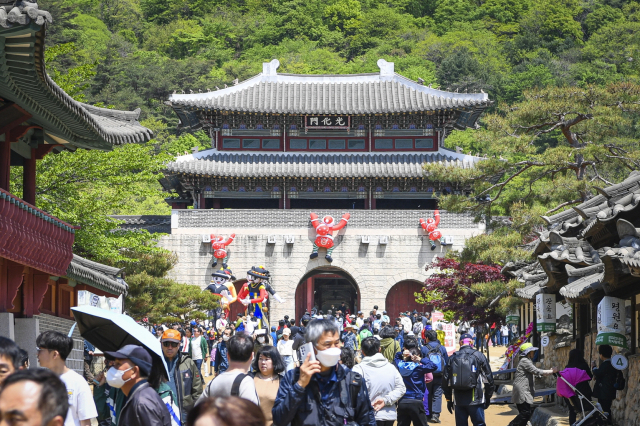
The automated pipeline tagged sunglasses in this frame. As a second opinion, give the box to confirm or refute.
[162,342,179,348]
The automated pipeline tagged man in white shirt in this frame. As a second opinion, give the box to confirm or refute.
[197,333,259,406]
[356,311,365,329]
[36,331,97,426]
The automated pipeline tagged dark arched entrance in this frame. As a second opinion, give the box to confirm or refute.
[385,280,426,321]
[295,268,360,324]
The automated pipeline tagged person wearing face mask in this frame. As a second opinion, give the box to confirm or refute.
[253,329,270,360]
[272,318,377,426]
[252,345,285,426]
[103,344,171,426]
[161,329,203,424]
[277,328,297,371]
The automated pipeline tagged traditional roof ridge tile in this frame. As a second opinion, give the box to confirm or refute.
[559,270,604,302]
[515,278,548,300]
[66,254,128,295]
[0,2,51,28]
[169,59,490,116]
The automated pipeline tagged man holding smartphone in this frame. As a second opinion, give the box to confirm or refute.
[273,319,376,426]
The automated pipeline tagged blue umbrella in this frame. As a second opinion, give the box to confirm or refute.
[71,305,168,376]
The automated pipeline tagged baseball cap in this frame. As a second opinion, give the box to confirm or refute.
[283,328,291,335]
[459,333,474,341]
[383,311,387,314]
[104,344,153,376]
[161,329,181,343]
[345,323,354,329]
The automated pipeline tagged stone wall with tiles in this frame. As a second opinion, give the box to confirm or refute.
[158,209,483,322]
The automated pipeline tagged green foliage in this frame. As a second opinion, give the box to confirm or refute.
[123,252,220,323]
[25,144,170,263]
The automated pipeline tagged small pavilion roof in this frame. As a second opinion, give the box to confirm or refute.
[66,254,128,295]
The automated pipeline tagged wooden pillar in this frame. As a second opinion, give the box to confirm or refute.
[370,196,376,210]
[0,140,10,191]
[212,199,221,209]
[306,277,314,313]
[23,149,36,205]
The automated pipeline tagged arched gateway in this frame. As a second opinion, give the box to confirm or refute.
[294,267,360,324]
[385,280,426,321]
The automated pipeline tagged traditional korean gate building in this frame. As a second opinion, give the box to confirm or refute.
[505,171,640,424]
[0,1,152,370]
[159,59,491,322]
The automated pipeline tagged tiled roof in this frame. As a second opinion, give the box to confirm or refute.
[512,171,640,302]
[66,255,128,295]
[560,264,604,302]
[173,209,477,229]
[169,59,490,116]
[166,149,478,178]
[0,7,153,150]
[111,215,172,234]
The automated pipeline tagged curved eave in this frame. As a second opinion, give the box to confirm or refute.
[0,22,153,150]
[66,255,128,296]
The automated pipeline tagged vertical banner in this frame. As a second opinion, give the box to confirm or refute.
[596,296,628,348]
[536,294,556,332]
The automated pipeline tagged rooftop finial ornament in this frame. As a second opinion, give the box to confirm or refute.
[0,1,52,28]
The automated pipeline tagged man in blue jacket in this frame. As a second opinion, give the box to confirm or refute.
[272,318,376,426]
[421,330,449,423]
[395,337,438,426]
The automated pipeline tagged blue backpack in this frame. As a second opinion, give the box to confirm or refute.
[427,343,445,376]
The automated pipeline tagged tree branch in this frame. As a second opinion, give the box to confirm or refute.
[545,198,583,214]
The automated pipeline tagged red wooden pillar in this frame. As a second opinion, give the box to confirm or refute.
[212,199,221,209]
[306,277,314,314]
[370,196,376,210]
[23,149,36,205]
[199,194,206,209]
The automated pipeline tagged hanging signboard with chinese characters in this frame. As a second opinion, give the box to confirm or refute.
[596,296,628,348]
[536,294,556,332]
[506,309,520,325]
[305,115,350,130]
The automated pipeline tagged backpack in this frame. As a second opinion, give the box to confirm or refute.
[359,328,373,341]
[448,349,482,390]
[427,343,445,376]
[614,370,625,391]
[230,373,248,396]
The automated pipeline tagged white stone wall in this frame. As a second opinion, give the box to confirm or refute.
[158,210,482,321]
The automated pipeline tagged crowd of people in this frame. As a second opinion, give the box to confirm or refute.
[0,304,622,426]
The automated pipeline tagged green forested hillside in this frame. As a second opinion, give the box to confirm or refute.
[17,0,640,266]
[41,0,640,125]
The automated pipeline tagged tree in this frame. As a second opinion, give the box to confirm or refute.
[418,257,516,322]
[427,84,640,216]
[122,251,220,324]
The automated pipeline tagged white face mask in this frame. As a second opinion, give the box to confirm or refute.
[257,337,265,343]
[106,366,133,388]
[223,335,230,341]
[314,347,341,367]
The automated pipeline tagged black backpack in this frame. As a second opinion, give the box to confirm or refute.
[448,349,482,390]
[614,370,625,391]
